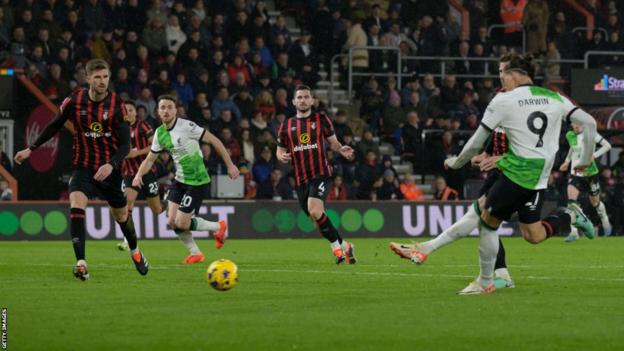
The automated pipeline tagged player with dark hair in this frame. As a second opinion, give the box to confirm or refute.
[14,58,148,280]
[117,100,165,251]
[276,85,357,264]
[133,95,239,263]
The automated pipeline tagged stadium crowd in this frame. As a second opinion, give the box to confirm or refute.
[0,0,623,231]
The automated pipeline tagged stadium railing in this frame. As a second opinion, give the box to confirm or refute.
[584,51,624,68]
[347,46,401,100]
[333,48,585,108]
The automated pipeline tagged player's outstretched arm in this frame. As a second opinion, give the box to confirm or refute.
[594,134,611,159]
[15,108,71,164]
[445,126,491,170]
[202,130,239,179]
[132,151,159,187]
[569,109,597,168]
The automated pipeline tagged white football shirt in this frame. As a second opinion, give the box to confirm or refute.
[481,85,577,190]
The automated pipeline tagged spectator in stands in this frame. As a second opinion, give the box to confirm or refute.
[544,41,561,81]
[270,15,292,47]
[332,110,353,144]
[172,72,194,106]
[227,55,252,84]
[289,29,317,72]
[401,110,421,166]
[400,174,424,201]
[523,0,549,55]
[250,110,268,139]
[256,168,293,200]
[327,175,348,201]
[382,93,406,147]
[354,150,379,200]
[274,87,294,116]
[0,177,12,201]
[213,109,238,136]
[606,32,624,65]
[143,16,167,55]
[150,69,171,100]
[232,88,254,119]
[375,169,403,200]
[342,16,368,73]
[271,52,295,80]
[434,175,459,201]
[165,14,186,54]
[252,146,275,185]
[356,130,380,162]
[188,92,209,123]
[360,77,385,130]
[403,89,427,119]
[363,3,387,34]
[378,155,399,180]
[453,41,471,75]
[240,128,255,166]
[440,74,461,112]
[455,89,479,120]
[201,143,219,175]
[500,0,528,48]
[212,87,242,122]
[45,63,70,100]
[422,74,442,117]
[0,140,11,174]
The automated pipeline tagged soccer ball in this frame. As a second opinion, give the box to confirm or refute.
[206,259,238,291]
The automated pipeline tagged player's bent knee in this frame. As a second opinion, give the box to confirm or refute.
[520,226,542,244]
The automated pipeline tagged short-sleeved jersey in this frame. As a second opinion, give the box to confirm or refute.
[150,118,210,186]
[122,119,155,177]
[277,112,334,186]
[59,89,128,171]
[481,85,577,190]
[566,131,603,177]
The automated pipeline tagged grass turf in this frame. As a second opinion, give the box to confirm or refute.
[1,237,623,351]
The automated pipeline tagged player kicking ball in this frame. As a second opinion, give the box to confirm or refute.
[133,95,240,263]
[276,85,356,264]
[117,100,165,251]
[390,129,514,289]
[14,59,148,280]
[437,53,597,295]
[559,123,612,241]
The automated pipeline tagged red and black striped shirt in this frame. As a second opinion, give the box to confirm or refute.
[278,112,334,186]
[485,129,507,156]
[122,119,155,177]
[58,89,128,171]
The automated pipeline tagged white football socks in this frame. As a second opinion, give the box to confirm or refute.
[193,217,221,231]
[177,231,202,255]
[419,204,480,254]
[596,201,611,228]
[478,223,499,287]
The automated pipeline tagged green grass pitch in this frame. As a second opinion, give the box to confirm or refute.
[1,237,623,350]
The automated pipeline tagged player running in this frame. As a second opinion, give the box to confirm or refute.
[276,85,357,264]
[560,123,612,241]
[14,59,148,280]
[390,128,514,289]
[133,95,239,264]
[117,100,164,251]
[442,53,597,294]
